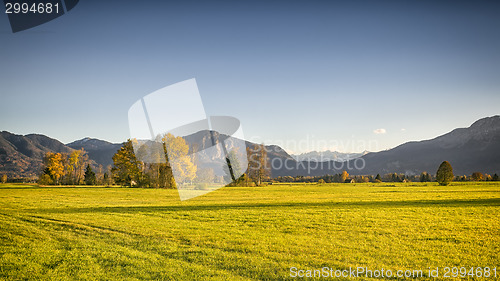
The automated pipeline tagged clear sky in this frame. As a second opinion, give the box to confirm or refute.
[1,0,499,153]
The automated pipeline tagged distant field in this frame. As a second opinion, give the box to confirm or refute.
[0,182,498,280]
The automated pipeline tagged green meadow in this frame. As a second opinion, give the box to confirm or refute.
[0,182,498,280]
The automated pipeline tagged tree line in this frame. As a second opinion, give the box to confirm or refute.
[35,142,499,187]
[273,161,499,185]
[111,134,271,188]
[38,149,113,186]
[36,133,271,187]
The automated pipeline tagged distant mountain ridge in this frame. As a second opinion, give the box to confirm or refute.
[272,115,500,177]
[66,137,123,168]
[0,130,293,179]
[355,115,500,176]
[1,115,499,178]
[182,130,294,163]
[291,150,369,162]
[0,131,73,178]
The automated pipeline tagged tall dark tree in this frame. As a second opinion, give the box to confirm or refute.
[223,150,242,183]
[492,173,499,181]
[391,173,400,182]
[375,174,381,182]
[436,161,453,186]
[111,139,143,187]
[103,172,109,186]
[420,172,431,182]
[84,164,96,185]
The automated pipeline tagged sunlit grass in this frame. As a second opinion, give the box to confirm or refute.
[0,182,498,280]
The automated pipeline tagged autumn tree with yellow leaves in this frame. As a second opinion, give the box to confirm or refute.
[340,170,349,183]
[37,134,197,188]
[161,133,196,186]
[111,134,196,188]
[39,152,65,185]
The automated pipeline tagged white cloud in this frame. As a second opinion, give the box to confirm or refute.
[373,128,386,134]
[401,128,406,132]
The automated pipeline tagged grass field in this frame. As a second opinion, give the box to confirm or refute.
[0,182,499,280]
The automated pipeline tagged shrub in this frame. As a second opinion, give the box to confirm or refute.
[436,161,453,186]
[38,174,53,185]
[471,172,484,181]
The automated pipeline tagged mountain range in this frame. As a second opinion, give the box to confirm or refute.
[272,115,500,177]
[66,137,122,168]
[1,115,499,179]
[291,150,369,162]
[356,115,500,176]
[0,132,74,178]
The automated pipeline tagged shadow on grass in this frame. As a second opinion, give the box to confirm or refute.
[0,184,40,189]
[0,184,116,190]
[26,198,500,214]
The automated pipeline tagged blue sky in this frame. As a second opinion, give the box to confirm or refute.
[1,0,499,153]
